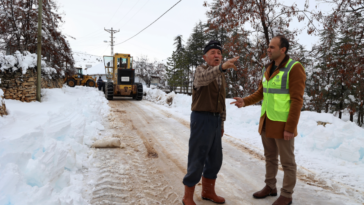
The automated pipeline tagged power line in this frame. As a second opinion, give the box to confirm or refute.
[112,0,142,28]
[114,0,182,46]
[77,0,125,39]
[121,0,150,28]
[106,0,126,26]
[77,30,104,39]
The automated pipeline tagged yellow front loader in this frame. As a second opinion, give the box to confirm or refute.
[64,67,97,87]
[103,53,143,100]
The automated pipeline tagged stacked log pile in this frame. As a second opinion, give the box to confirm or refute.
[0,69,37,102]
[0,68,63,103]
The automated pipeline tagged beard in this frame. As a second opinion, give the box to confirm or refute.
[268,53,278,61]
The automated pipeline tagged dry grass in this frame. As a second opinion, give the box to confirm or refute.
[166,95,173,106]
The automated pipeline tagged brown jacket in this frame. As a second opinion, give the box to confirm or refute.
[192,64,227,129]
[191,74,226,113]
[243,55,306,139]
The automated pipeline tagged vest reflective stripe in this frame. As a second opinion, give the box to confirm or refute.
[260,59,301,122]
[262,88,290,94]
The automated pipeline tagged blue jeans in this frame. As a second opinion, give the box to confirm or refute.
[183,111,223,187]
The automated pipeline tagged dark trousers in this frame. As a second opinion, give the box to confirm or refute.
[183,111,223,187]
[98,84,104,91]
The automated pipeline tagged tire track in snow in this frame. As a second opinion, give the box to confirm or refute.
[90,100,179,205]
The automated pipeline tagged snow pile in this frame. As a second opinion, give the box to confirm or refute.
[144,87,364,200]
[143,85,176,106]
[298,112,364,162]
[0,86,109,204]
[0,51,57,75]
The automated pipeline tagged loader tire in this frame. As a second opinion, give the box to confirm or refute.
[135,83,143,101]
[105,82,114,100]
[86,80,96,87]
[67,78,76,87]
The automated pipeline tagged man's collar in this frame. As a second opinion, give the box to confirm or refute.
[265,54,290,69]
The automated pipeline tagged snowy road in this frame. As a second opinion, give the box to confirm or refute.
[88,99,360,205]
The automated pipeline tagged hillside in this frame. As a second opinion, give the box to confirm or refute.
[73,52,105,76]
[73,52,102,69]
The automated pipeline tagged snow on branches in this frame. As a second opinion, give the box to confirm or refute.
[0,51,58,77]
[0,0,74,75]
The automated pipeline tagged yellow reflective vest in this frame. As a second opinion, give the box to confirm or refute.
[261,59,304,122]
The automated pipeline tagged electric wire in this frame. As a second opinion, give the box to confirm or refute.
[120,0,150,28]
[101,45,110,55]
[77,0,126,39]
[111,0,141,27]
[114,0,182,46]
[106,0,126,26]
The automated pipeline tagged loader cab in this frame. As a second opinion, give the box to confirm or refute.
[116,56,133,69]
[75,67,83,79]
[117,57,128,69]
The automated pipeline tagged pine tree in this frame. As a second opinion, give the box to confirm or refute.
[185,22,208,92]
[166,52,180,92]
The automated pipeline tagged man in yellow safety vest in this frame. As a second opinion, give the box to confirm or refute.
[231,35,306,205]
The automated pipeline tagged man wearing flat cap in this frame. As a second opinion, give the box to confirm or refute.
[182,40,239,205]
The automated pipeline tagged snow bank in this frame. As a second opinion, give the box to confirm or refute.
[0,51,57,76]
[144,87,364,199]
[0,86,109,204]
[143,85,176,106]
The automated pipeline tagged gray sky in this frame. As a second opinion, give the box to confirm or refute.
[58,0,332,62]
[58,0,209,62]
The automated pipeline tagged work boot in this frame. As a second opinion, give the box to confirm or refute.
[182,185,196,205]
[253,185,277,199]
[272,195,292,205]
[201,176,225,204]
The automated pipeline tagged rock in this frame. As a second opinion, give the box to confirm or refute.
[317,121,332,127]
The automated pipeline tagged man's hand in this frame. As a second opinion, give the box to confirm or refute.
[222,56,239,71]
[230,97,245,108]
[284,131,294,140]
[221,129,224,137]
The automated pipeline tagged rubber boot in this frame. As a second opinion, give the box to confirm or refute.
[201,176,225,204]
[182,185,196,205]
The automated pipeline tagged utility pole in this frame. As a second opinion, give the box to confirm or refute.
[104,27,120,55]
[36,0,43,102]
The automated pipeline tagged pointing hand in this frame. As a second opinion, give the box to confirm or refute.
[230,97,245,108]
[222,56,239,71]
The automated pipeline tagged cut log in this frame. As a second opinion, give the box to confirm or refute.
[91,138,121,148]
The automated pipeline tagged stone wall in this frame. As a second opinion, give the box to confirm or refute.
[0,68,63,103]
